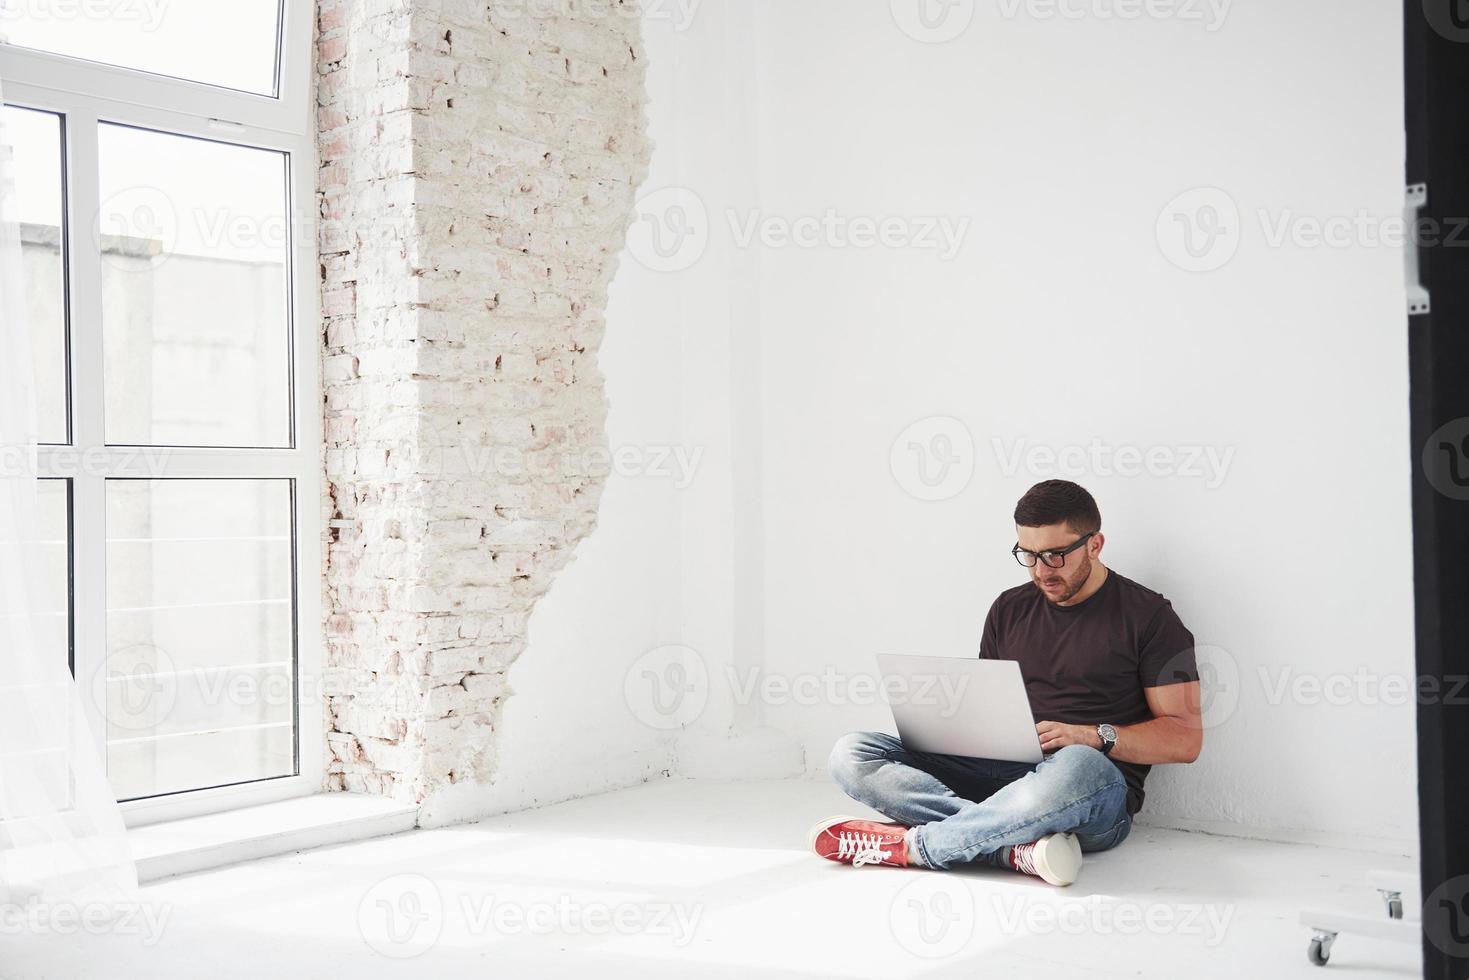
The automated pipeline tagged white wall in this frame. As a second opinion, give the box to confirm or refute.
[638,0,1416,849]
[463,0,1417,849]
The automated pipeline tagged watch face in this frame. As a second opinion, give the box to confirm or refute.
[1099,725,1116,741]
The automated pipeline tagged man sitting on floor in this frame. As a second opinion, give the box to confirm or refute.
[808,479,1202,885]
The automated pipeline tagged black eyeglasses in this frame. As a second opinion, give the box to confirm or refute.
[1012,532,1095,569]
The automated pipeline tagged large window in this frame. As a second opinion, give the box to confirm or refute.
[0,1,320,822]
[0,0,284,95]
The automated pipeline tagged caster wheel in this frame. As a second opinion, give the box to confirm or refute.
[1307,931,1336,966]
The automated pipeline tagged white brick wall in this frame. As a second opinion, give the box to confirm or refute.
[316,0,651,802]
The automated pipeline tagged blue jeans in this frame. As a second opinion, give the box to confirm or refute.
[828,731,1132,870]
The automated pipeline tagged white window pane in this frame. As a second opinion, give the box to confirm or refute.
[98,124,292,448]
[2,105,67,444]
[2,481,72,812]
[36,479,70,670]
[0,0,282,96]
[104,479,295,800]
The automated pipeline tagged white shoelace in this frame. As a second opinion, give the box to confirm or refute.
[1010,841,1039,876]
[837,831,895,867]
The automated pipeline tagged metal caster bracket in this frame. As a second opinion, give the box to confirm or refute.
[1307,930,1337,966]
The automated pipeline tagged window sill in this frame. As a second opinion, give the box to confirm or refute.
[130,793,419,884]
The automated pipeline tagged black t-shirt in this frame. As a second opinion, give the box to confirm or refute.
[979,569,1198,816]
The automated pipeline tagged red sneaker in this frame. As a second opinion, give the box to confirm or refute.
[1006,832,1082,886]
[807,815,911,868]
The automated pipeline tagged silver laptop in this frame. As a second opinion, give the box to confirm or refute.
[875,654,1043,763]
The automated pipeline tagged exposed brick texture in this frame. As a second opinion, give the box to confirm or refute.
[316,0,651,801]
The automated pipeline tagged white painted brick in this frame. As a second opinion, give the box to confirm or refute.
[462,672,507,699]
[318,0,650,803]
[423,647,482,675]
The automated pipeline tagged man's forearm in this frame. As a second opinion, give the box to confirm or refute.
[1109,715,1201,765]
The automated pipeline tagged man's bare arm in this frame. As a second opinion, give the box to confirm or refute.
[1107,681,1203,764]
[1035,680,1203,764]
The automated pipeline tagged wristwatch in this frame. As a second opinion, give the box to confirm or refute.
[1096,724,1118,756]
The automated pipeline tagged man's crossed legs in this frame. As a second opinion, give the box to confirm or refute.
[810,731,1133,884]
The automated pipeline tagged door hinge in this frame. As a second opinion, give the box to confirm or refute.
[1406,182,1430,317]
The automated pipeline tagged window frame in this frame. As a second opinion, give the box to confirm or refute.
[0,0,323,827]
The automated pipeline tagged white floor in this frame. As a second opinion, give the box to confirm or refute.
[4,779,1421,979]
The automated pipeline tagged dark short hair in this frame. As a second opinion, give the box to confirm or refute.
[1013,480,1101,534]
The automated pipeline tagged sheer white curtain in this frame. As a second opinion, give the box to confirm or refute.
[0,81,136,905]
